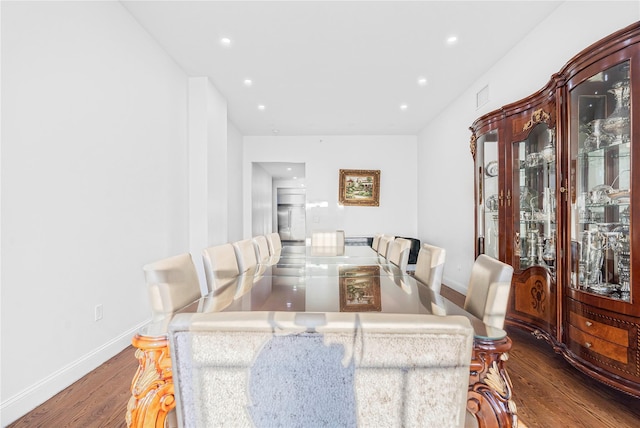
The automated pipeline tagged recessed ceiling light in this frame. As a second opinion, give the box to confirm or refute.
[446,35,458,45]
[244,79,253,87]
[417,77,428,86]
[220,37,232,47]
[286,167,292,171]
[400,104,408,111]
[257,105,266,111]
[293,177,298,180]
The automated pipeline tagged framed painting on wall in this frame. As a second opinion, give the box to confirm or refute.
[338,169,380,206]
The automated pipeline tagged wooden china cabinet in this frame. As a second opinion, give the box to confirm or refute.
[470,22,640,397]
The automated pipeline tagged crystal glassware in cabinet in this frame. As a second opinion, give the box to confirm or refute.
[569,61,631,302]
[513,123,557,274]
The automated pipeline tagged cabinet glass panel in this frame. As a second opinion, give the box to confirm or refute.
[569,61,631,302]
[477,130,499,258]
[513,124,556,272]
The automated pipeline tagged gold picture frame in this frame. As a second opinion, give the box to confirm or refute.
[339,266,382,312]
[338,169,380,206]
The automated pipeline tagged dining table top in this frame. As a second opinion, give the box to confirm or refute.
[140,244,506,342]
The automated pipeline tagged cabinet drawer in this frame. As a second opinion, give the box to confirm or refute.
[568,324,628,364]
[569,311,628,347]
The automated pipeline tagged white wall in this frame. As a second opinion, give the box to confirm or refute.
[206,81,229,246]
[417,1,640,293]
[244,136,418,239]
[1,1,190,424]
[188,76,229,293]
[251,163,273,236]
[227,121,244,242]
[187,77,211,292]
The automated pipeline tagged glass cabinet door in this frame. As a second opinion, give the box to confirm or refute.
[569,61,631,302]
[512,123,557,273]
[477,130,500,259]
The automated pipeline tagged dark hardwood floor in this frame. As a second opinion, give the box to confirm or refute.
[7,286,640,427]
[6,347,138,428]
[441,286,640,428]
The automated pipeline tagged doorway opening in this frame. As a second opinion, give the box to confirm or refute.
[253,162,306,242]
[277,187,306,243]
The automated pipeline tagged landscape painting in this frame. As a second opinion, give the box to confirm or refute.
[339,266,382,312]
[338,169,380,206]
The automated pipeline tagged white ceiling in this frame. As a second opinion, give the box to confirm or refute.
[121,0,563,137]
[256,161,306,179]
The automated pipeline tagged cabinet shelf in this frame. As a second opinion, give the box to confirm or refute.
[578,141,630,157]
[519,160,555,171]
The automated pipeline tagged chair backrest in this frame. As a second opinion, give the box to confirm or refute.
[414,243,447,294]
[371,233,382,251]
[232,239,258,273]
[143,253,201,315]
[169,312,473,428]
[266,232,282,254]
[253,235,271,262]
[311,231,338,247]
[386,237,412,270]
[464,254,514,329]
[377,235,394,257]
[336,230,345,247]
[202,243,240,292]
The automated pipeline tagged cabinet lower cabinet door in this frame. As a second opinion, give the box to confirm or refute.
[508,266,557,334]
[566,299,640,391]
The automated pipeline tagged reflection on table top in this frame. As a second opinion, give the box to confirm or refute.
[140,245,506,342]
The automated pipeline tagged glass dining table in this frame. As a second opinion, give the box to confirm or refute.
[126,245,519,428]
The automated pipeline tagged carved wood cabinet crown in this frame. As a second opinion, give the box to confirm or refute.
[469,22,640,398]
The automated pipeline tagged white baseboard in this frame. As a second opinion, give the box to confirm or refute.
[1,321,148,426]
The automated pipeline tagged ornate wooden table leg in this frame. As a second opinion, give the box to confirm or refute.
[126,334,174,428]
[468,336,520,428]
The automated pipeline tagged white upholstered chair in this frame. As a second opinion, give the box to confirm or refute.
[371,233,382,251]
[386,237,412,271]
[202,243,240,292]
[414,243,447,294]
[143,253,202,316]
[169,312,473,428]
[253,235,271,263]
[232,239,259,273]
[266,232,282,254]
[336,230,345,247]
[377,235,394,257]
[311,231,338,247]
[464,254,514,330]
